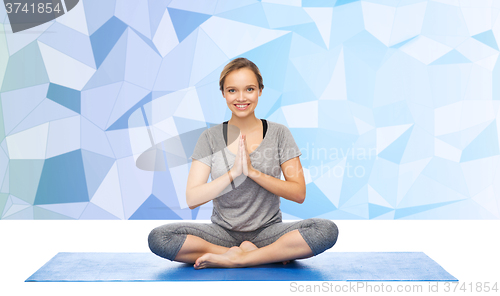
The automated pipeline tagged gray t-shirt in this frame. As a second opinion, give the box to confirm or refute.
[189,120,302,232]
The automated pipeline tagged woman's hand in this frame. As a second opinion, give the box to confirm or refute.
[242,134,254,177]
[229,134,255,179]
[229,135,244,179]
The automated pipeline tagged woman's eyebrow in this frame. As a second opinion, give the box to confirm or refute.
[225,84,257,89]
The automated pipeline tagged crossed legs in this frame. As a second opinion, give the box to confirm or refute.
[148,218,338,269]
[192,229,314,269]
[174,231,309,268]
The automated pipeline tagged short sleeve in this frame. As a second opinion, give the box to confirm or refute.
[190,130,213,167]
[278,125,302,166]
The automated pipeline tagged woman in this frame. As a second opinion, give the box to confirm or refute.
[148,57,338,269]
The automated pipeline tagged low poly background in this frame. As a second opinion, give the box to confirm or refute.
[0,0,499,220]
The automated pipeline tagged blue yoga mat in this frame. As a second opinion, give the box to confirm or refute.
[26,252,457,282]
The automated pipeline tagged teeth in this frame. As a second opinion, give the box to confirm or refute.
[236,104,248,108]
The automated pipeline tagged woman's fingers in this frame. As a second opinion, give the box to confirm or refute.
[240,136,243,160]
[242,134,249,176]
[240,135,245,157]
[239,135,242,157]
[231,135,243,177]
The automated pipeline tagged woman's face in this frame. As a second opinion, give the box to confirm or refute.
[222,67,262,117]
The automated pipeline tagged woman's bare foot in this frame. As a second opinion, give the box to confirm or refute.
[194,246,245,269]
[239,241,258,252]
[239,241,290,265]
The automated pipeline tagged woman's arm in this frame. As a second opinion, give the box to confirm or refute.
[248,156,306,204]
[186,160,238,209]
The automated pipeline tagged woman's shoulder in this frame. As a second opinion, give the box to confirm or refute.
[201,123,224,136]
[265,120,291,133]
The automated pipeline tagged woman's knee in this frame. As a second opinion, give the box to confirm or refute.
[148,225,186,261]
[147,226,168,255]
[322,219,339,248]
[308,218,339,251]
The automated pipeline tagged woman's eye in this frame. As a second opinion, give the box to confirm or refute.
[228,89,235,93]
[247,88,254,92]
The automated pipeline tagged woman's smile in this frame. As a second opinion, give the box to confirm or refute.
[234,103,250,110]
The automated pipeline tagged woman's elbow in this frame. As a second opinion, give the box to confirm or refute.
[296,192,306,204]
[298,186,306,203]
[186,199,198,210]
[186,194,203,210]
[185,191,195,210]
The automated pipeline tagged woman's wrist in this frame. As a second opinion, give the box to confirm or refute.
[248,167,260,179]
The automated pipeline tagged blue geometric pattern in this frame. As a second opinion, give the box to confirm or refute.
[1,0,499,220]
[34,149,89,205]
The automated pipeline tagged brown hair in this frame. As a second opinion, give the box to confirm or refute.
[219,57,264,93]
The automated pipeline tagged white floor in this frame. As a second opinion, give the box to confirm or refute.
[0,220,499,296]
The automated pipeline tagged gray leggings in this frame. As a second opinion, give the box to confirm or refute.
[148,218,339,261]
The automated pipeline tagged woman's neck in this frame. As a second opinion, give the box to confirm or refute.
[228,115,261,134]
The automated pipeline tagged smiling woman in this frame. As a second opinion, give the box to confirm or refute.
[221,60,263,122]
[148,57,339,269]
